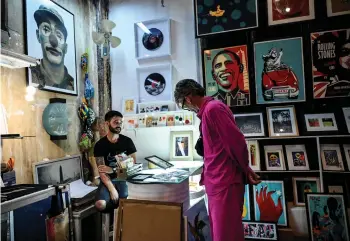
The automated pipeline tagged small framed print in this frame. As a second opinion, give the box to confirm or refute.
[328,185,344,193]
[123,116,138,129]
[267,0,315,26]
[320,144,344,171]
[144,155,174,169]
[122,97,137,114]
[266,106,298,137]
[285,145,309,171]
[343,107,350,133]
[304,113,338,132]
[343,144,350,171]
[170,131,193,161]
[326,0,350,17]
[243,221,278,240]
[264,145,285,171]
[134,18,171,60]
[246,140,260,171]
[292,177,321,206]
[234,113,265,137]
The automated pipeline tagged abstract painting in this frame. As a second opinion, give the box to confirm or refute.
[264,145,286,171]
[254,37,305,104]
[242,184,251,221]
[243,221,278,240]
[254,180,288,226]
[266,106,299,137]
[204,45,250,106]
[292,177,321,206]
[234,113,264,137]
[311,29,350,99]
[326,0,350,17]
[305,193,349,241]
[247,140,261,171]
[194,0,258,37]
[304,113,338,132]
[267,0,315,25]
[170,131,193,161]
[285,144,310,171]
[185,198,212,241]
[320,144,344,171]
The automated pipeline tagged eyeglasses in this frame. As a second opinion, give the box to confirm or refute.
[177,97,190,111]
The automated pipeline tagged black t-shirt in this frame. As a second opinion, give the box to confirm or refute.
[94,134,136,178]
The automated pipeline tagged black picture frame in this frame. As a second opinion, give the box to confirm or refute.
[23,0,78,96]
[144,155,174,170]
[243,221,279,241]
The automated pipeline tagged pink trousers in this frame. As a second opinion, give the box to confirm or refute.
[207,183,245,241]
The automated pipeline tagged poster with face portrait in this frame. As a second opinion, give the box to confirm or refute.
[254,37,305,104]
[24,0,77,95]
[204,45,250,107]
[194,0,258,37]
[311,29,350,99]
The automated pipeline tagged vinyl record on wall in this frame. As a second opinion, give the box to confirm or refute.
[142,28,164,50]
[144,73,166,96]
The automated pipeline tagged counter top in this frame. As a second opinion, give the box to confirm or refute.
[127,160,203,184]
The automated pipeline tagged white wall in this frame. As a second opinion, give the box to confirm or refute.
[109,0,201,161]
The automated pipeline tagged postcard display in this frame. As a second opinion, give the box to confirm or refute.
[195,0,350,240]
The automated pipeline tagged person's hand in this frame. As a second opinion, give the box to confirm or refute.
[247,169,261,185]
[98,165,113,174]
[110,188,119,203]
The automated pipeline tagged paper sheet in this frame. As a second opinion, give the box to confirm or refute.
[69,179,97,199]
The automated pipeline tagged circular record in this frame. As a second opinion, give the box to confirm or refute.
[142,28,164,51]
[144,73,166,96]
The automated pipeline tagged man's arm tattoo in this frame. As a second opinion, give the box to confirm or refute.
[95,156,105,167]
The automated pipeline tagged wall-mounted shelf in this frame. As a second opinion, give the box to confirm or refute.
[0,48,37,69]
[246,134,350,140]
[0,134,22,139]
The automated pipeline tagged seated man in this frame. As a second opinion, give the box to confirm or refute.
[94,110,137,212]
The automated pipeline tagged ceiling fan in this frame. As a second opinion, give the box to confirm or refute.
[92,19,121,58]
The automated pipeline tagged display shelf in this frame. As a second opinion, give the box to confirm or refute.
[256,170,320,173]
[0,134,36,140]
[123,124,195,131]
[322,171,350,174]
[246,134,350,141]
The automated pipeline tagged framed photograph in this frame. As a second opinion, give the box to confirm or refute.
[267,0,315,26]
[234,113,264,137]
[343,144,350,171]
[320,144,344,171]
[203,45,250,107]
[292,177,321,206]
[144,155,174,169]
[311,29,350,99]
[305,193,349,241]
[264,145,286,171]
[266,106,299,137]
[328,185,344,193]
[24,0,77,95]
[326,0,350,17]
[33,155,82,184]
[134,18,171,60]
[253,180,288,226]
[247,140,261,171]
[243,221,278,240]
[285,145,310,171]
[170,131,193,161]
[194,0,258,37]
[137,64,172,103]
[254,37,305,104]
[343,107,350,133]
[121,97,137,114]
[242,184,251,221]
[304,113,338,132]
[128,174,153,181]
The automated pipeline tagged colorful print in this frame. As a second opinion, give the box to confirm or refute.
[242,185,251,221]
[204,45,250,106]
[243,221,278,240]
[292,151,306,166]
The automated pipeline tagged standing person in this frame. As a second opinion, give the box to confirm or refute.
[174,79,261,241]
[94,111,137,212]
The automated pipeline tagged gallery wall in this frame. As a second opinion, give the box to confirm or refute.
[109,0,202,161]
[0,0,101,183]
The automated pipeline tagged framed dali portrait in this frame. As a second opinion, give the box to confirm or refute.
[264,145,286,171]
[285,145,310,171]
[243,221,278,240]
[24,0,77,95]
[267,0,315,26]
[253,180,288,227]
[320,144,344,171]
[242,184,251,221]
[326,0,350,17]
[266,106,299,137]
[304,113,338,132]
[292,177,321,206]
[234,113,264,137]
[170,131,193,161]
[204,45,250,107]
[311,29,350,99]
[246,140,261,171]
[305,193,349,241]
[194,0,258,37]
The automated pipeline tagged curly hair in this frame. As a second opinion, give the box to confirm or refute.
[174,79,205,104]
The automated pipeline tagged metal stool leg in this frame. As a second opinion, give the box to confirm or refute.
[101,213,110,241]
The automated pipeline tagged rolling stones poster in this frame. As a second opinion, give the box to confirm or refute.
[204,45,250,107]
[253,181,288,227]
[267,0,315,26]
[306,193,349,241]
[243,221,278,240]
[194,0,258,37]
[311,29,350,99]
[254,37,306,104]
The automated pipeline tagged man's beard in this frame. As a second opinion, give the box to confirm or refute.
[109,125,121,134]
